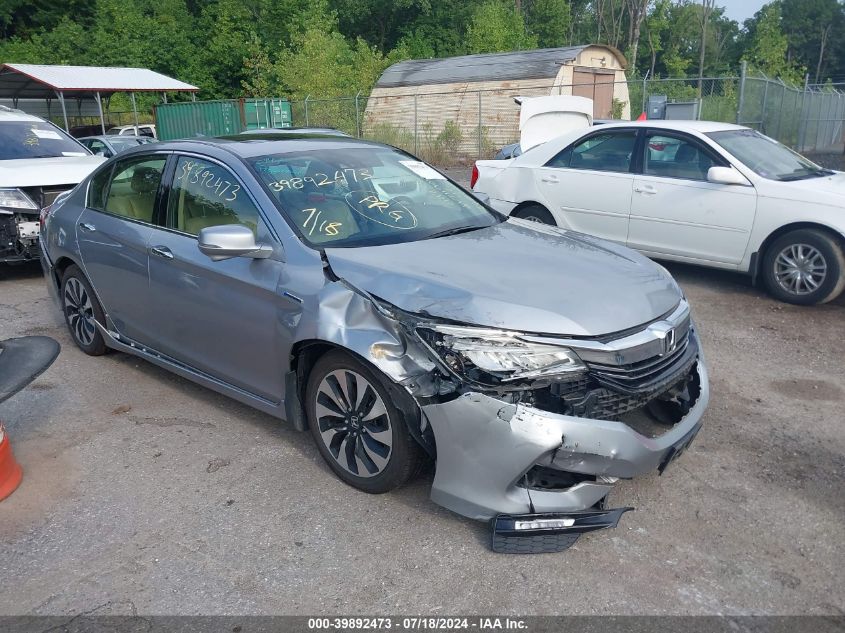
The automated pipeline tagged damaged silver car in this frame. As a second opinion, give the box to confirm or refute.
[40,134,709,553]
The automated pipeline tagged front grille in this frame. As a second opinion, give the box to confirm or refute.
[42,187,73,208]
[20,186,74,210]
[539,328,699,421]
[586,327,695,395]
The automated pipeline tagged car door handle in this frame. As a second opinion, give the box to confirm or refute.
[78,222,96,232]
[541,175,559,183]
[634,185,657,195]
[150,246,174,259]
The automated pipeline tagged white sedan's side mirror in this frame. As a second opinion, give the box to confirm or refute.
[707,166,750,186]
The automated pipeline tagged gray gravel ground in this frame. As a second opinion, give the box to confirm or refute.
[0,252,843,616]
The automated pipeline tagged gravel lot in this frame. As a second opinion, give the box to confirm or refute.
[0,249,843,615]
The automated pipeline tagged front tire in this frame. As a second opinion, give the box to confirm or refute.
[512,204,556,225]
[761,229,845,305]
[61,265,108,355]
[305,350,424,494]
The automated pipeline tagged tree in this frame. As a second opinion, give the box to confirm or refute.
[625,0,651,74]
[697,0,716,93]
[525,0,572,48]
[642,0,670,77]
[781,0,845,83]
[465,0,537,54]
[742,2,803,82]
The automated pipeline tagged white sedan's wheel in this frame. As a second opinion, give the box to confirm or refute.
[513,204,556,225]
[762,229,845,305]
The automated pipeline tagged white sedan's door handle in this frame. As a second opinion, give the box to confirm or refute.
[541,175,559,184]
[634,184,657,195]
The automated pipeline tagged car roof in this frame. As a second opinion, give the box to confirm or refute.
[150,135,394,159]
[596,119,748,133]
[238,127,350,137]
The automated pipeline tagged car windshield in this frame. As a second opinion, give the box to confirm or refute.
[0,121,89,160]
[706,129,830,181]
[249,146,500,248]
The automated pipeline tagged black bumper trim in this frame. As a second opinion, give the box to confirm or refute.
[491,507,633,554]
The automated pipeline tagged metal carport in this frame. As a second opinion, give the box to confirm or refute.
[0,63,199,133]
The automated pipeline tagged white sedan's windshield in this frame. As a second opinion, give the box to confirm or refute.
[706,129,829,181]
[250,146,499,248]
[0,121,88,160]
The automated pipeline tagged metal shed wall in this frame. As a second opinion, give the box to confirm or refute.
[365,45,630,158]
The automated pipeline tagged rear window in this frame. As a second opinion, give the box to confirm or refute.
[0,121,89,160]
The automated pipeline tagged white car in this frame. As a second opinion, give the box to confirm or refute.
[107,123,157,139]
[0,107,105,264]
[472,120,845,305]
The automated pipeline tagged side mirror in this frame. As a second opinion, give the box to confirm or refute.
[197,225,273,261]
[707,166,750,186]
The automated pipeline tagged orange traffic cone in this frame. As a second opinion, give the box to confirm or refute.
[0,423,22,501]
[636,111,647,121]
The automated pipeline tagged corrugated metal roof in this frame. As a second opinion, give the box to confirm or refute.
[376,46,604,88]
[0,64,198,97]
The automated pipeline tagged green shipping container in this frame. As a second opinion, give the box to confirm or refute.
[155,98,293,141]
[243,98,293,130]
[155,100,245,141]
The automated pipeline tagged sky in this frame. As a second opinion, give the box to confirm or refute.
[717,0,767,24]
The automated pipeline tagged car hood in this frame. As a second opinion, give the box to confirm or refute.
[0,155,106,187]
[325,219,682,337]
[762,170,845,201]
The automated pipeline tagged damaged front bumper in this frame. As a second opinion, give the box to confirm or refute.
[421,359,708,523]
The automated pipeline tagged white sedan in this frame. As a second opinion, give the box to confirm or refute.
[472,120,845,305]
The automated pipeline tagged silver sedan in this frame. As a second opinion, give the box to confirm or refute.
[40,135,709,553]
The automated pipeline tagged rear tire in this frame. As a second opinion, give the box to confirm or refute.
[61,265,108,355]
[761,229,845,305]
[512,204,556,225]
[305,349,424,494]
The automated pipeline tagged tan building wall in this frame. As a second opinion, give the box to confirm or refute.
[364,46,630,161]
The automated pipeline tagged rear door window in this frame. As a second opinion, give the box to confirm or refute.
[547,131,638,173]
[103,156,167,222]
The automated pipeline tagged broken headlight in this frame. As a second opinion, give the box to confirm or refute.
[416,324,586,385]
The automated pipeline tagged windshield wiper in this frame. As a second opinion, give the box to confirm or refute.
[778,168,835,182]
[424,225,484,240]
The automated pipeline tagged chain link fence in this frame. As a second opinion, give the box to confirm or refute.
[283,71,843,168]
[737,67,845,154]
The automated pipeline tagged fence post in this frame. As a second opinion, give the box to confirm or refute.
[354,91,361,138]
[642,73,648,116]
[798,74,810,151]
[304,95,310,127]
[774,80,786,142]
[736,60,747,124]
[477,90,482,159]
[413,94,418,155]
[760,76,769,133]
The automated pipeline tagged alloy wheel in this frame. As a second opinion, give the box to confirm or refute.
[314,369,393,478]
[773,243,828,296]
[64,277,97,346]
